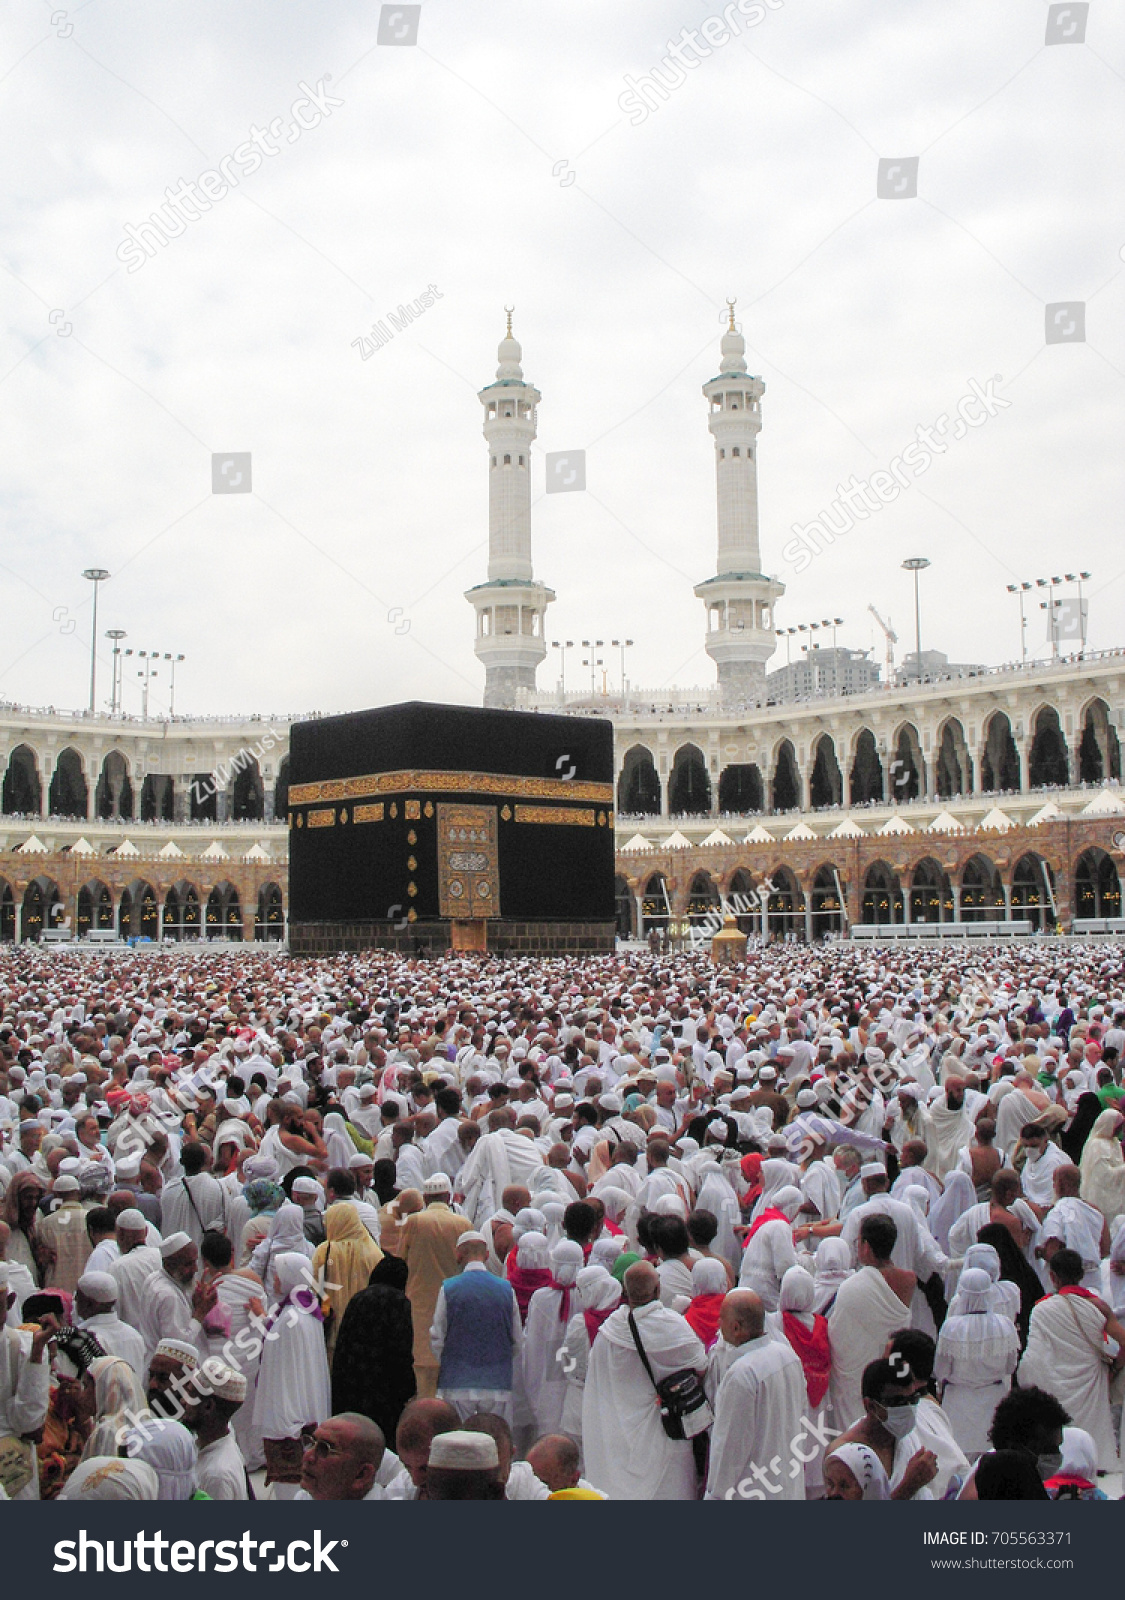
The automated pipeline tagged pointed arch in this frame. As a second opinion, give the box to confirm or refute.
[617,745,661,816]
[910,856,952,924]
[49,748,88,819]
[668,744,711,816]
[849,728,883,804]
[981,711,1021,794]
[1077,697,1121,784]
[1028,705,1069,788]
[862,860,903,924]
[934,717,973,799]
[961,853,1004,922]
[255,881,285,941]
[770,740,800,813]
[809,734,843,809]
[95,750,134,820]
[1011,853,1055,932]
[206,880,243,940]
[77,879,114,936]
[1075,848,1121,919]
[3,745,42,815]
[889,723,924,801]
[718,763,763,815]
[22,876,62,941]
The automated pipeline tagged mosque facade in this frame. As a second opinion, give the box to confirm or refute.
[1,319,1122,943]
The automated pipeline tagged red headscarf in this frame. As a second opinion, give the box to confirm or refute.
[506,1252,553,1323]
[684,1294,724,1351]
[782,1312,832,1408]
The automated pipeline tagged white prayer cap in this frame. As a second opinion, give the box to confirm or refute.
[77,1271,117,1303]
[758,1064,777,1081]
[116,1208,147,1231]
[428,1431,499,1471]
[115,1155,142,1180]
[599,1094,623,1114]
[423,1174,452,1194]
[159,1231,193,1258]
[705,1119,728,1142]
[796,1089,817,1108]
[859,1163,886,1180]
[359,1083,378,1099]
[456,1230,487,1247]
[348,1151,373,1169]
[201,1359,247,1403]
[153,1338,200,1368]
[291,1176,321,1198]
[54,1174,81,1195]
[865,1046,886,1064]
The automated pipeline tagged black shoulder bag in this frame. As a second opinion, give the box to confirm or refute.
[627,1309,712,1441]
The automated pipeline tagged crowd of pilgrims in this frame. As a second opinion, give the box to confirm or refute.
[0,942,1123,1504]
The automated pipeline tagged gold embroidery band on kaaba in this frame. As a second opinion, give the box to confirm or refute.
[514,805,596,826]
[352,803,385,824]
[288,769,614,807]
[307,808,337,829]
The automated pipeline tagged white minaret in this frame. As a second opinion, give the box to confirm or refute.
[694,302,785,707]
[465,310,555,708]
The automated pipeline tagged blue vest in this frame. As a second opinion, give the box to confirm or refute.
[439,1270,516,1391]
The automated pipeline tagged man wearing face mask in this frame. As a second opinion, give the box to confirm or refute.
[136,1233,216,1372]
[824,1357,939,1500]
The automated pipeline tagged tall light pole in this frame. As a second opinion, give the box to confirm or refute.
[902,558,930,679]
[611,638,634,700]
[1005,582,1033,667]
[81,568,110,712]
[550,639,574,698]
[1064,571,1091,651]
[826,616,844,695]
[581,639,604,697]
[169,652,185,715]
[106,630,126,714]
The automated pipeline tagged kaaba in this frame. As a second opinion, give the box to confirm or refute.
[286,701,616,955]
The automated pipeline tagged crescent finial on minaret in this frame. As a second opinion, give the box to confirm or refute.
[505,305,515,338]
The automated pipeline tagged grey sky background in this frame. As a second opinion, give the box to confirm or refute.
[2,0,1122,718]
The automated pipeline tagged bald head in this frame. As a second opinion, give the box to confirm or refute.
[623,1260,660,1308]
[720,1289,765,1347]
[501,1185,530,1214]
[525,1433,580,1493]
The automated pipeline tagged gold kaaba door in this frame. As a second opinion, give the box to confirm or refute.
[437,803,500,920]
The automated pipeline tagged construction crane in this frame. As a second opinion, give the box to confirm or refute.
[868,604,897,684]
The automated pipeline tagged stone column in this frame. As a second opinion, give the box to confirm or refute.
[951,883,961,922]
[803,890,813,944]
[1002,882,1012,922]
[634,893,644,938]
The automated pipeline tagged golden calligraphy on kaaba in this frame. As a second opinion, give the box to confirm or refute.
[437,803,499,920]
[514,805,596,826]
[289,768,613,807]
[353,803,384,824]
[307,808,336,829]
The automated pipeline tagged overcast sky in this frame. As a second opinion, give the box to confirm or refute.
[2,0,1122,720]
